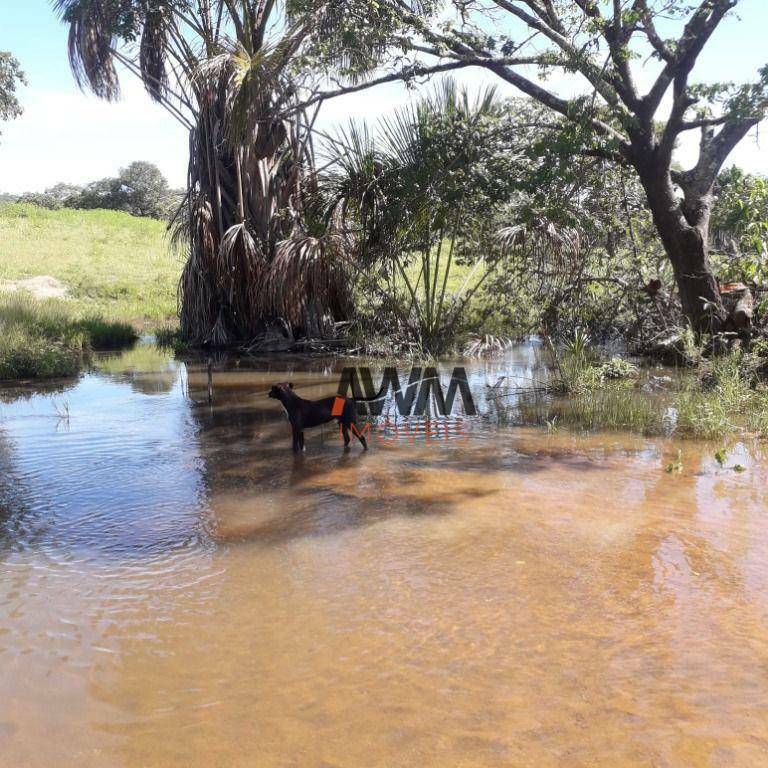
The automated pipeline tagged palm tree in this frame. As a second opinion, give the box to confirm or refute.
[322,81,593,353]
[54,0,357,346]
[321,81,518,352]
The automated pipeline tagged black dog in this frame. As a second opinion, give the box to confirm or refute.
[268,382,370,452]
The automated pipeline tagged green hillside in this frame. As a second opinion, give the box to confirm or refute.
[0,204,181,326]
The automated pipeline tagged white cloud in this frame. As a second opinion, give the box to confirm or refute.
[0,78,189,194]
[1,66,765,196]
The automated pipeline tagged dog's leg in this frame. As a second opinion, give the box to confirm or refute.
[341,423,351,449]
[292,426,302,453]
[350,418,368,450]
[299,431,305,451]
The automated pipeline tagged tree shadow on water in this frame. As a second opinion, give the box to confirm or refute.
[210,447,498,546]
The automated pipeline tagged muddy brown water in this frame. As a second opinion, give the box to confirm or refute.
[1,343,767,767]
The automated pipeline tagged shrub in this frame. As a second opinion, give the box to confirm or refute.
[597,357,640,380]
[76,316,137,350]
[555,386,662,434]
[153,326,187,351]
[0,331,84,379]
[550,337,640,392]
[0,294,136,380]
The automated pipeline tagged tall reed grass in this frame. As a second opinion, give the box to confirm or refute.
[530,333,768,439]
[0,293,137,380]
[674,351,768,438]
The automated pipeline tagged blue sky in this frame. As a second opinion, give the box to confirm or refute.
[0,0,766,194]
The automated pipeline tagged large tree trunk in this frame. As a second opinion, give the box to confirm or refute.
[658,216,725,333]
[638,165,727,334]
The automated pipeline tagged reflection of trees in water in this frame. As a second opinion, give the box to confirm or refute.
[0,351,207,559]
[184,359,291,498]
[183,357,516,546]
[0,429,39,553]
[0,378,78,405]
[5,357,767,765]
[92,346,180,396]
[85,432,768,767]
[181,350,555,505]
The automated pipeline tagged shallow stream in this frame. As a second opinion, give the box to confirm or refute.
[1,342,766,766]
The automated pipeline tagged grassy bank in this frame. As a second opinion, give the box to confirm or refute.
[0,204,181,326]
[517,341,768,440]
[0,294,137,380]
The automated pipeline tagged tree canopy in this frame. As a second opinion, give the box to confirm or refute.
[311,1,768,166]
[78,161,183,219]
[305,0,768,331]
[52,0,768,342]
[53,0,379,343]
[0,51,26,139]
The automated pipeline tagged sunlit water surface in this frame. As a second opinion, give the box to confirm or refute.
[1,343,767,767]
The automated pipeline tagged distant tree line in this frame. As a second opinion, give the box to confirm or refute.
[11,161,184,221]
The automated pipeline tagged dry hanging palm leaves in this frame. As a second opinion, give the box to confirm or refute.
[263,231,353,335]
[59,0,120,101]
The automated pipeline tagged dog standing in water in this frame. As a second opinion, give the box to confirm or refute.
[268,382,369,452]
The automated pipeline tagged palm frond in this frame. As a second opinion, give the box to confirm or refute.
[497,217,583,291]
[56,0,361,344]
[55,0,121,100]
[139,7,168,102]
[263,232,352,330]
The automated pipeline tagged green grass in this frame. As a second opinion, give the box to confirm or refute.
[674,352,768,438]
[0,204,181,327]
[561,387,663,434]
[0,293,138,380]
[0,330,85,380]
[400,244,487,298]
[515,385,665,435]
[78,316,139,350]
[0,295,85,380]
[513,344,768,440]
